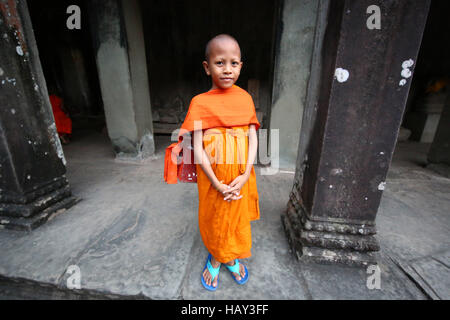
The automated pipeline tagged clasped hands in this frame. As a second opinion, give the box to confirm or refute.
[215,173,249,202]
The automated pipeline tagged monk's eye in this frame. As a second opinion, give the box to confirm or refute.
[216,61,223,66]
[232,61,239,66]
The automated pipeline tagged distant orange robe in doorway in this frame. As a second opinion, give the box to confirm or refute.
[49,94,72,135]
[163,85,261,263]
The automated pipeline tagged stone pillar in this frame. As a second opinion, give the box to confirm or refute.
[0,0,77,231]
[282,0,430,266]
[269,0,320,170]
[88,0,155,160]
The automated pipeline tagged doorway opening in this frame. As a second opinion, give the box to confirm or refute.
[139,0,279,152]
[397,0,450,171]
[27,0,105,151]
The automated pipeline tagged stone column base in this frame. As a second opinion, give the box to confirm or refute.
[0,178,79,232]
[282,193,380,267]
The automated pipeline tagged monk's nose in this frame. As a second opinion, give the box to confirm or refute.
[224,64,232,73]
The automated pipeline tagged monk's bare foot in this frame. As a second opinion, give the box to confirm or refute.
[203,256,220,288]
[226,260,246,281]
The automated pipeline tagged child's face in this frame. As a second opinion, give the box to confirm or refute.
[203,39,243,90]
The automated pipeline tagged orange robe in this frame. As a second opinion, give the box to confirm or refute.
[163,85,260,263]
[197,125,260,263]
[49,94,72,135]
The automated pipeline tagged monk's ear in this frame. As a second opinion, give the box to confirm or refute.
[202,61,211,76]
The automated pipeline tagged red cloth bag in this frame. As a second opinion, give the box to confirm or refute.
[177,143,197,183]
[164,135,197,184]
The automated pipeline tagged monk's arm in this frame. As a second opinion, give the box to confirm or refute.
[223,124,257,198]
[193,129,221,190]
[244,124,258,177]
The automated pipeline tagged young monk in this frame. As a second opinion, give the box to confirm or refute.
[164,34,260,291]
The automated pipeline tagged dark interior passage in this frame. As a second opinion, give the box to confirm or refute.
[401,0,450,144]
[140,0,279,133]
[27,0,105,139]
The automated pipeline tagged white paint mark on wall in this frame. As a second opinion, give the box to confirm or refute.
[378,182,386,191]
[399,59,414,86]
[402,59,414,69]
[331,168,343,175]
[0,67,4,76]
[16,45,23,56]
[11,109,16,114]
[401,68,412,79]
[334,68,350,83]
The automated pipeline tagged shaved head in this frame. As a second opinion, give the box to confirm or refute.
[204,34,241,62]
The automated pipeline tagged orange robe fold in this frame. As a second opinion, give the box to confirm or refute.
[164,85,260,184]
[163,85,261,263]
[49,94,72,135]
[197,125,260,263]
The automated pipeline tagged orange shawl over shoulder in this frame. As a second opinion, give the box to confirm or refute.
[163,85,260,184]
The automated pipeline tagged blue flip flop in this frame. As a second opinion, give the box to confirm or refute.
[201,254,221,291]
[225,259,249,285]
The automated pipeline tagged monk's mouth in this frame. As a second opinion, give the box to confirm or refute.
[221,78,234,81]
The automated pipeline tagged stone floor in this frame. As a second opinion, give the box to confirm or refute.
[0,130,448,300]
